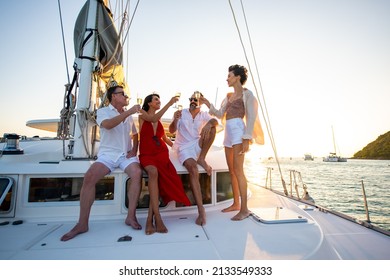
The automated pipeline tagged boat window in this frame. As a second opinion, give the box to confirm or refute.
[0,177,13,212]
[126,173,212,209]
[28,177,114,202]
[216,171,232,202]
[181,173,211,205]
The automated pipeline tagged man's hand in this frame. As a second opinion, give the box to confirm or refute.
[173,110,182,120]
[126,149,137,158]
[128,104,141,115]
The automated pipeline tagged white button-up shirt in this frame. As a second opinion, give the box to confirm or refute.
[96,104,138,162]
[172,108,212,152]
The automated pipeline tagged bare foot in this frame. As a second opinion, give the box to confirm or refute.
[145,219,156,235]
[197,158,212,176]
[195,208,206,226]
[231,210,251,221]
[155,217,168,233]
[60,223,88,241]
[125,216,142,230]
[221,204,240,213]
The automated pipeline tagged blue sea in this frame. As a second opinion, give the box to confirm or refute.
[245,155,390,231]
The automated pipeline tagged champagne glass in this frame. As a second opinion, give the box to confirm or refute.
[177,104,183,111]
[136,97,143,114]
[173,92,181,108]
[194,91,201,108]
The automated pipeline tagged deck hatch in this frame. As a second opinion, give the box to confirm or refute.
[250,207,308,224]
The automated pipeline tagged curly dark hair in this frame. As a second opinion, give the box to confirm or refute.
[142,92,160,112]
[228,64,248,85]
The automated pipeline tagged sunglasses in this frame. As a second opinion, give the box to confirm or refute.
[189,98,198,102]
[152,135,160,146]
[113,91,128,98]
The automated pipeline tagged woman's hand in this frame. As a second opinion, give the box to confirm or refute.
[169,96,179,105]
[240,139,250,154]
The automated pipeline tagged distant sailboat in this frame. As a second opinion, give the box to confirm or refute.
[323,126,347,162]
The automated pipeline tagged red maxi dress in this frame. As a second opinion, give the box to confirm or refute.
[139,120,191,206]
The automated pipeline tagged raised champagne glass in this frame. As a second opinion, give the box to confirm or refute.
[173,92,181,108]
[194,91,201,108]
[136,97,143,114]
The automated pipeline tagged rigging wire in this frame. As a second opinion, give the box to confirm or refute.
[57,0,76,158]
[120,0,141,43]
[124,0,141,80]
[110,0,142,83]
[57,0,70,85]
[96,0,140,86]
[228,0,287,194]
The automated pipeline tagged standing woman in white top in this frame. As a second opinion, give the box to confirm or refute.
[202,65,264,221]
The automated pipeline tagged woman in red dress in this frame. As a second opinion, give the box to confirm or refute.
[138,93,191,235]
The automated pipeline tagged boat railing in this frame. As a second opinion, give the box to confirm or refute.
[360,180,371,223]
[265,167,273,189]
[288,169,315,203]
[264,167,314,203]
[263,167,390,235]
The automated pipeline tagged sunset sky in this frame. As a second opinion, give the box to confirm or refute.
[0,0,389,158]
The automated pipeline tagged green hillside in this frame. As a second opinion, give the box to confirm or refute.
[353,131,390,160]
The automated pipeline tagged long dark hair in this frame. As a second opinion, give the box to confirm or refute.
[142,93,160,112]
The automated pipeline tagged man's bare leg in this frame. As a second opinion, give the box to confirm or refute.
[197,158,212,176]
[61,163,109,241]
[195,206,206,226]
[184,159,206,225]
[124,162,142,230]
[197,125,216,176]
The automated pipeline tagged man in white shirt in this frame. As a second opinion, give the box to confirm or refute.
[169,91,218,226]
[61,85,142,241]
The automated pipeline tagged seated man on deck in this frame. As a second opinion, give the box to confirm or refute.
[61,85,142,241]
[169,91,218,226]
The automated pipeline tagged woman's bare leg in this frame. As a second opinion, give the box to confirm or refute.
[231,144,250,220]
[221,147,241,212]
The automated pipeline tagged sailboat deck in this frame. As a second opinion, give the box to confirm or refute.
[1,185,388,260]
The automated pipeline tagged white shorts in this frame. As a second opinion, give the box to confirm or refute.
[177,141,202,165]
[223,118,245,148]
[96,154,140,172]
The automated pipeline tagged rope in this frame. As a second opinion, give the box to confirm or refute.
[228,0,287,195]
[75,108,97,159]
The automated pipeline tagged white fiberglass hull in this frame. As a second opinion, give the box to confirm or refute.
[0,139,389,260]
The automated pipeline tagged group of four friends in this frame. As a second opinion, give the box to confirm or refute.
[61,64,264,241]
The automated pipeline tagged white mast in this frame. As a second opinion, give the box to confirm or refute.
[72,0,99,159]
[331,125,336,155]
